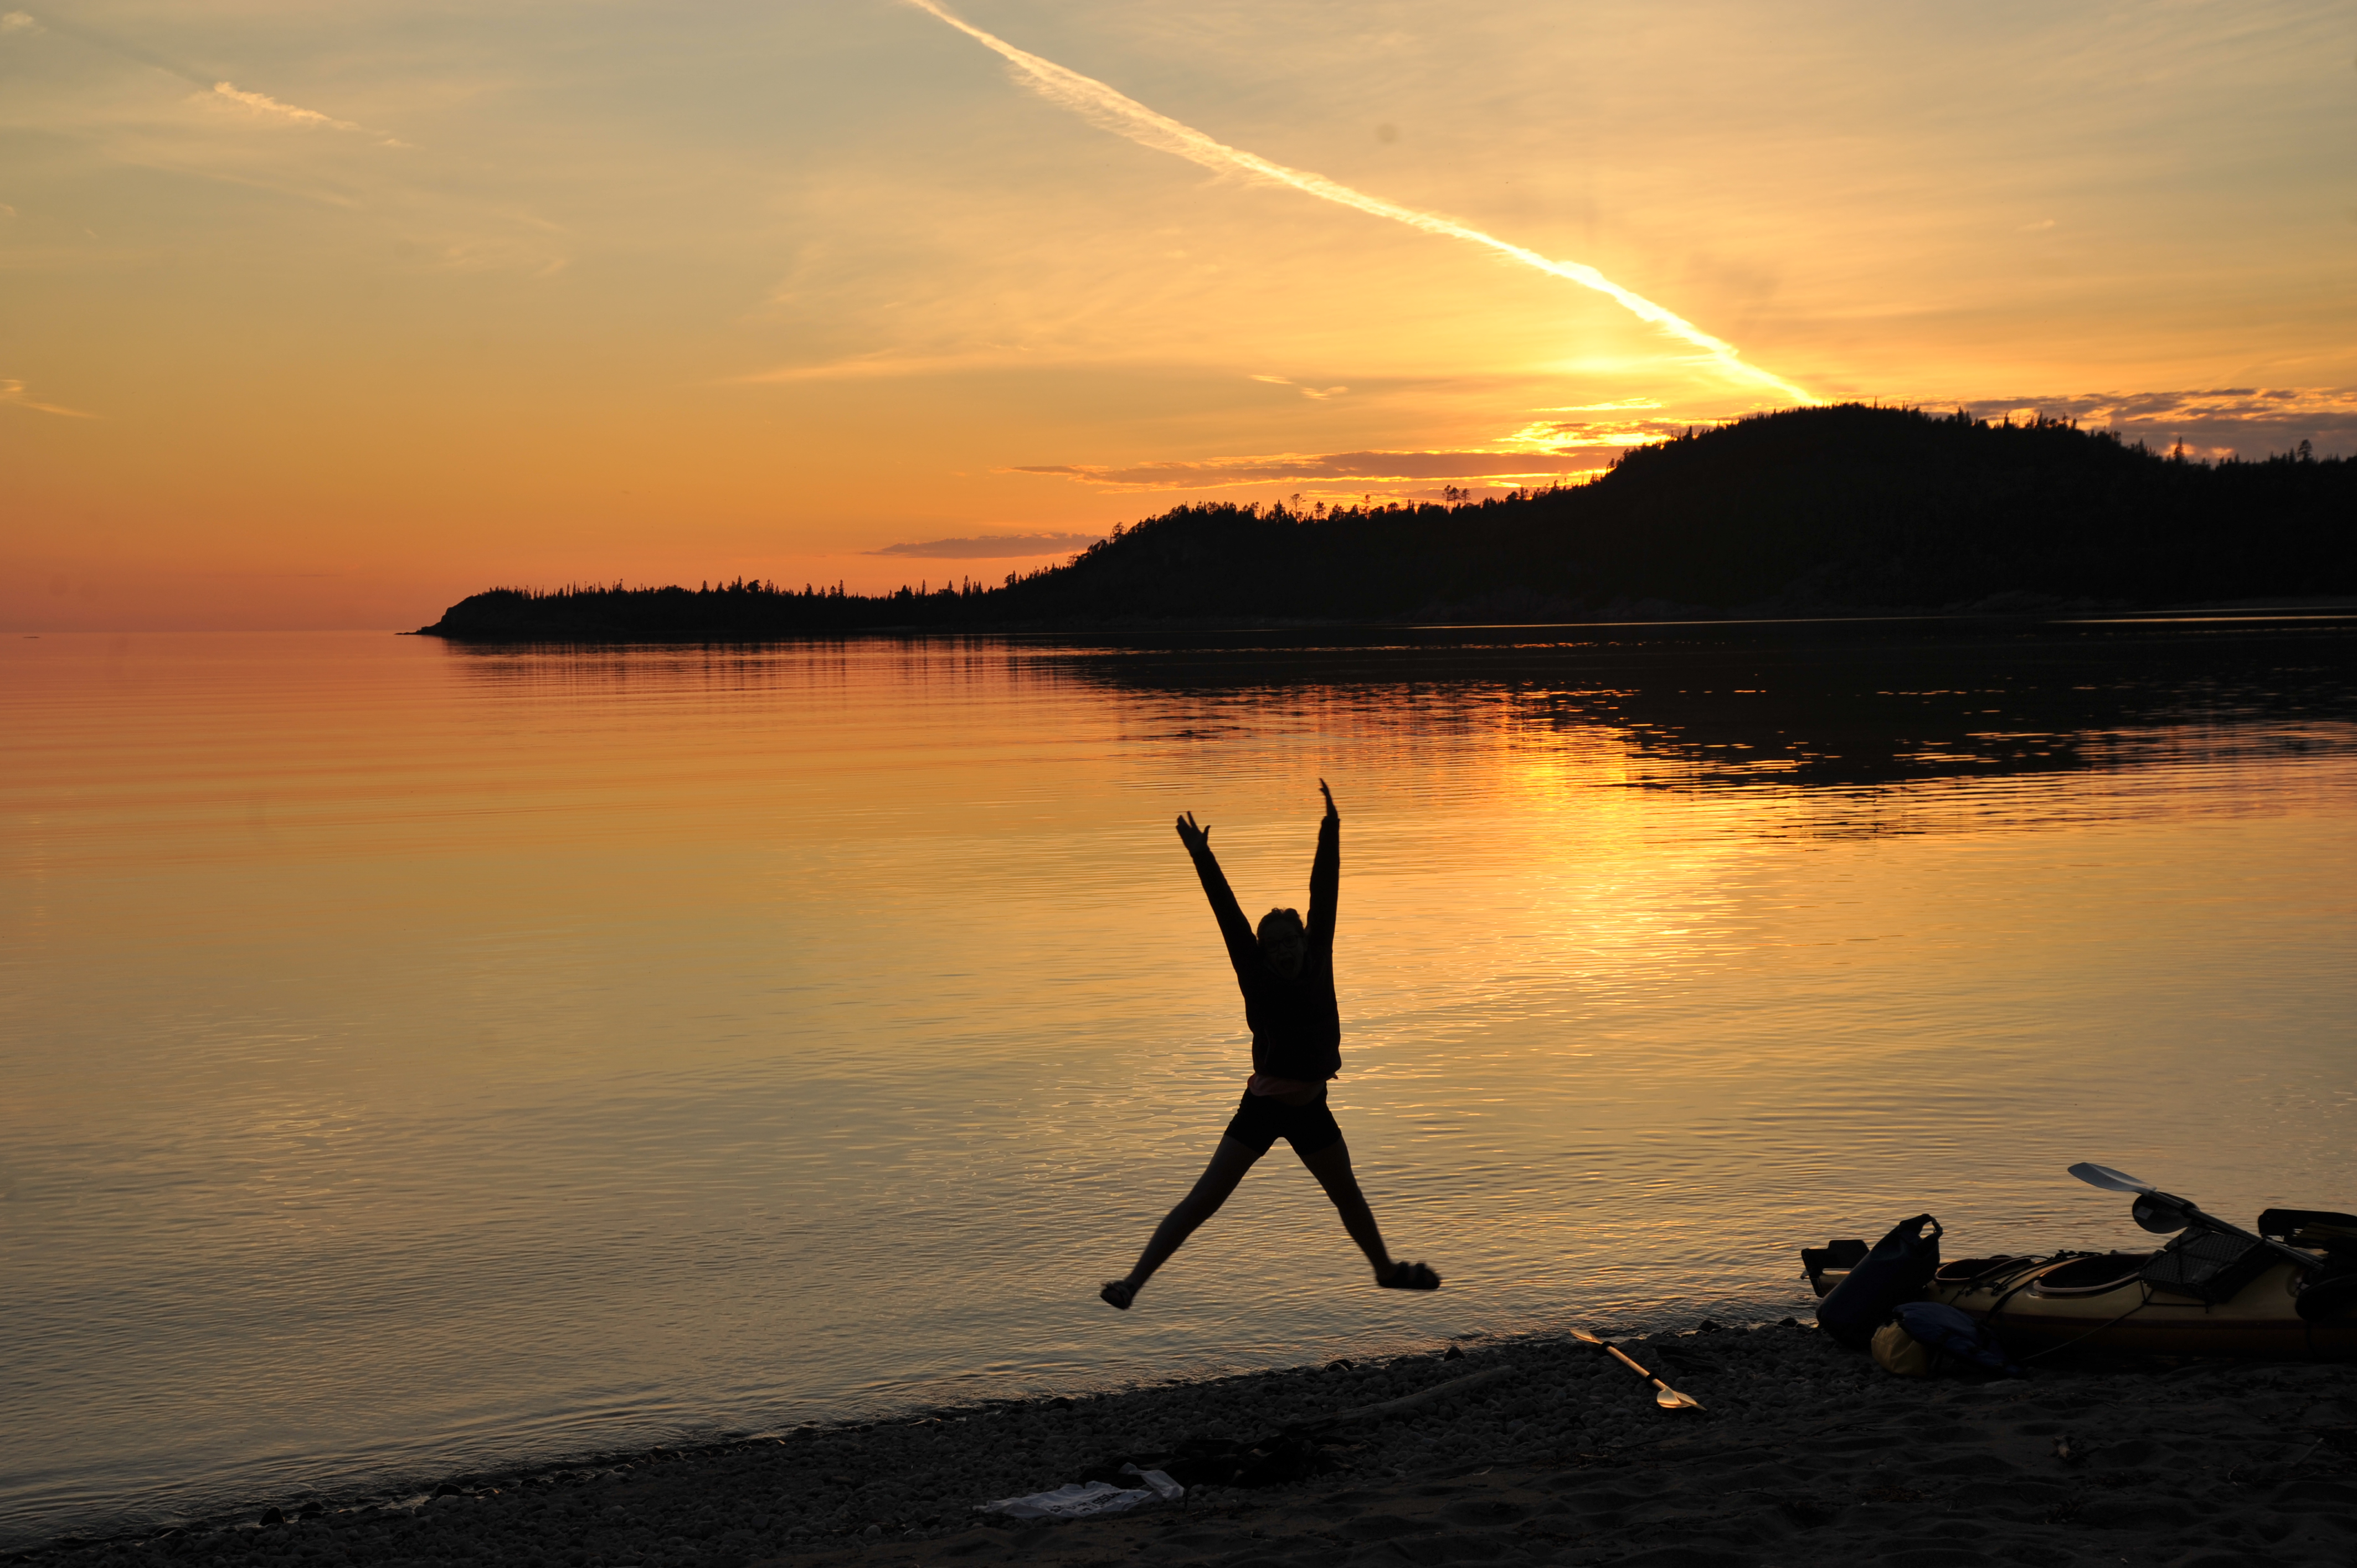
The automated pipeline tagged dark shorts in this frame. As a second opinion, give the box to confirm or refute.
[1223,1087,1343,1156]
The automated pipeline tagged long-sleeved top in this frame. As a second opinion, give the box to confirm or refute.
[1185,812,1341,1082]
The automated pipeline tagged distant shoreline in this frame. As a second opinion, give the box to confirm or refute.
[407,599,2357,644]
[410,406,2357,644]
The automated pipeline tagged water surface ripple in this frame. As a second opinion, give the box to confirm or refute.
[4,618,2354,1546]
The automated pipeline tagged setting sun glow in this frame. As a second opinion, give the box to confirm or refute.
[4,1,2353,630]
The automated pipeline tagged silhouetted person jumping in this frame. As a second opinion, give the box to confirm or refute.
[1100,780,1439,1310]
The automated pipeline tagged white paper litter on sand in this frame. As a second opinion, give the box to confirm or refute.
[978,1467,1183,1519]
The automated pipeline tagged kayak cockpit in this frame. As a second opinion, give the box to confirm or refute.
[2029,1252,2155,1297]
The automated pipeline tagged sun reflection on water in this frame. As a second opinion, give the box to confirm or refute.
[2,622,2354,1546]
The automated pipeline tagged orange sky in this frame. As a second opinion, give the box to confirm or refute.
[5,0,2354,630]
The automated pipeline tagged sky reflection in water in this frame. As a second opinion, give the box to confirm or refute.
[3,618,2354,1546]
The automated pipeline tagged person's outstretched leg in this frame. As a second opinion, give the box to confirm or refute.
[1102,1136,1262,1308]
[1297,1138,1439,1290]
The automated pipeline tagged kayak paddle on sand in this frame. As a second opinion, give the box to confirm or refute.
[1569,1328,1705,1410]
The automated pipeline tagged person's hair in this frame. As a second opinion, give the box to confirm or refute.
[1257,907,1304,944]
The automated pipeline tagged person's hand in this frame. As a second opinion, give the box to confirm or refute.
[1319,778,1337,821]
[1175,811,1210,853]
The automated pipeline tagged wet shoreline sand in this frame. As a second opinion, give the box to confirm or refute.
[20,1321,2357,1567]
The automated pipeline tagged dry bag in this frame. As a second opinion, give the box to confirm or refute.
[1890,1300,2023,1376]
[1869,1321,1936,1378]
[1818,1213,1941,1349]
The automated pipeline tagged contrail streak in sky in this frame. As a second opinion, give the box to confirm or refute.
[904,0,1814,405]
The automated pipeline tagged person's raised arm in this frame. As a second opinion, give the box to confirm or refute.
[1177,811,1258,974]
[1307,780,1339,949]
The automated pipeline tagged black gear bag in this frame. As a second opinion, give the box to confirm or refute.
[1818,1213,1942,1349]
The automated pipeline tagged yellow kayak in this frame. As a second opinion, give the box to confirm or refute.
[1804,1205,2357,1360]
[1925,1248,2357,1360]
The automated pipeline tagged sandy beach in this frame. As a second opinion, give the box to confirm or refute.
[24,1320,2357,1568]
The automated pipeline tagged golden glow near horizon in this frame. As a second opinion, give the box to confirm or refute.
[4,1,2355,629]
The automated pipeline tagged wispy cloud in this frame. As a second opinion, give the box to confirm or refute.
[1499,417,1692,450]
[1012,398,1704,491]
[1960,386,2357,457]
[866,530,1105,558]
[1251,374,1347,400]
[1012,448,1613,490]
[1,379,98,417]
[903,0,1814,405]
[199,80,410,146]
[736,350,1044,383]
[1,10,40,33]
[1020,390,2357,494]
[208,81,358,132]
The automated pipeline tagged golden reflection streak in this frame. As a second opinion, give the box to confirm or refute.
[905,0,1817,406]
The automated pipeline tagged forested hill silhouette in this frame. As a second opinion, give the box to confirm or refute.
[416,404,2355,638]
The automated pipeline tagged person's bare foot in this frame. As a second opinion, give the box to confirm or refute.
[1100,1279,1138,1310]
[1378,1261,1440,1290]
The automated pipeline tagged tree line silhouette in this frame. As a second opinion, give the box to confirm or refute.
[417,404,2355,638]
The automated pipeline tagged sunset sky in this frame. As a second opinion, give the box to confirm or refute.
[5,0,2354,630]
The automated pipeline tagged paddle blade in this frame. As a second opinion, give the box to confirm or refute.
[2068,1162,2155,1194]
[2132,1192,2198,1234]
[1567,1328,1604,1346]
[1655,1384,1705,1410]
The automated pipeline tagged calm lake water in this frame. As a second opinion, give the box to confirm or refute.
[5,618,2356,1546]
